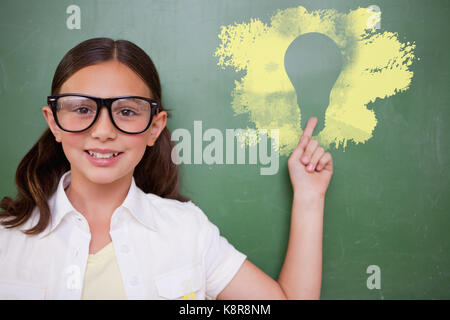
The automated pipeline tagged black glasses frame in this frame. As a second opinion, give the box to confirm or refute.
[47,93,161,134]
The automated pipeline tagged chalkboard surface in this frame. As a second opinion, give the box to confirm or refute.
[0,0,448,299]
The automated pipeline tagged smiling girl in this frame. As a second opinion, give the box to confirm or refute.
[0,37,333,300]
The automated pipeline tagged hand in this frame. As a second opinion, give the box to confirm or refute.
[287,117,334,198]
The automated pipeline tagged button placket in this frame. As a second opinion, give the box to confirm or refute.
[71,246,80,258]
[61,224,91,300]
[121,244,130,253]
[110,227,145,299]
[130,275,139,286]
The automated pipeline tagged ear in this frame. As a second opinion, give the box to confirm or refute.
[147,111,168,147]
[42,106,63,143]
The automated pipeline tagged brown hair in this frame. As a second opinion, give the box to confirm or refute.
[0,37,190,235]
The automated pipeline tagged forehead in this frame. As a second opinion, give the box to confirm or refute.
[59,60,152,98]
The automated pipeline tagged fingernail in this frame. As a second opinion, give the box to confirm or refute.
[307,163,314,171]
[316,164,322,171]
[302,156,309,163]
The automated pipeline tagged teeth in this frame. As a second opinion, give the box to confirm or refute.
[88,151,119,159]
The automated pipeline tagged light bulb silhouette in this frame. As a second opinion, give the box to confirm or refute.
[284,32,343,133]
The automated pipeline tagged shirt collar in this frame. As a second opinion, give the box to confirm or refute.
[121,174,159,232]
[38,170,158,239]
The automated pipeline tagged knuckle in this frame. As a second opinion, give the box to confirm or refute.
[319,153,329,162]
[307,140,317,151]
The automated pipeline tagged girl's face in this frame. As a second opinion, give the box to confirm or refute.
[42,60,167,186]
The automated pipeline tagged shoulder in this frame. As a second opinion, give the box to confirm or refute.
[142,192,212,232]
[0,207,40,241]
[0,216,37,255]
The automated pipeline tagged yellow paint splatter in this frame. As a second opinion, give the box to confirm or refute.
[183,291,197,300]
[214,6,417,155]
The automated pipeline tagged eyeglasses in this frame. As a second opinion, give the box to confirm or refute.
[47,94,160,134]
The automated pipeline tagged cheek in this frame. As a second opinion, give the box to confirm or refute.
[125,136,150,164]
[60,134,85,160]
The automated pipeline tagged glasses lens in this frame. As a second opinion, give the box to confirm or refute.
[111,98,151,133]
[56,96,97,131]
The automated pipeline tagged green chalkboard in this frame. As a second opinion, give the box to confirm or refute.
[0,0,449,299]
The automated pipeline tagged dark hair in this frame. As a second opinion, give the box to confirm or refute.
[0,37,190,235]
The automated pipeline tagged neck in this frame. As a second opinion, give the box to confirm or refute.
[65,170,132,224]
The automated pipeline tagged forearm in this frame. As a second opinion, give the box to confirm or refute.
[277,192,325,299]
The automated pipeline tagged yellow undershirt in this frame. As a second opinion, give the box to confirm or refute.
[81,242,127,300]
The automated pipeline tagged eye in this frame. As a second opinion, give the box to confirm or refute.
[74,106,94,114]
[118,109,138,117]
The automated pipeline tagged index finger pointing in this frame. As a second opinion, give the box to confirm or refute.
[297,117,318,150]
[302,117,318,139]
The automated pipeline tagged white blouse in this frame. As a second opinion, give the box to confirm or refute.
[0,170,247,300]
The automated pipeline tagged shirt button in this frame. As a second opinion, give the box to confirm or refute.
[121,244,130,253]
[129,276,139,286]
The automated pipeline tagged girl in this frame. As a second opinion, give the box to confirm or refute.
[0,37,333,300]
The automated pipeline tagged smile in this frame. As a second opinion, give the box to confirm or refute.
[86,150,121,159]
[84,150,124,167]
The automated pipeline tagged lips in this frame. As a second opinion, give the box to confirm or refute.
[84,149,124,166]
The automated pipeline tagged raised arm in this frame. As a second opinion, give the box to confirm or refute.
[217,117,333,300]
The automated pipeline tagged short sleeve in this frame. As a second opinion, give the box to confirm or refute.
[188,202,247,300]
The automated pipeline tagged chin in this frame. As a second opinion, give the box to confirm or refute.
[84,168,128,185]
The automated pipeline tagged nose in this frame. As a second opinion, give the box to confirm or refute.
[89,107,117,140]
